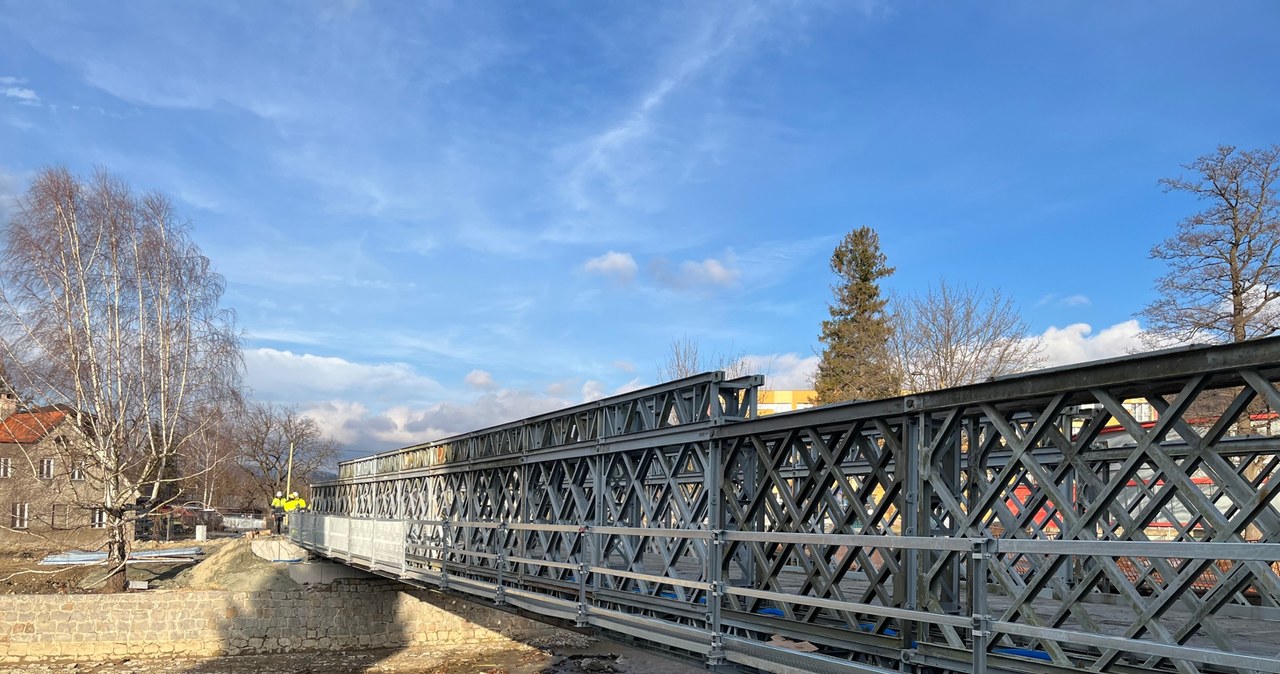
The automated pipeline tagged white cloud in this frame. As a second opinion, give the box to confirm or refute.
[682,258,739,287]
[613,378,644,395]
[243,348,444,404]
[581,379,607,402]
[583,251,639,283]
[300,387,575,454]
[731,353,819,390]
[464,369,497,390]
[1037,320,1146,367]
[545,379,574,397]
[0,76,40,105]
[653,256,741,290]
[579,377,645,404]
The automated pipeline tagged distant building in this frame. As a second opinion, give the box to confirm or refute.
[0,387,101,540]
[758,390,816,416]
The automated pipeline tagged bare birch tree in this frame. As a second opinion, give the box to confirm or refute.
[0,167,241,591]
[1141,145,1280,346]
[890,281,1044,393]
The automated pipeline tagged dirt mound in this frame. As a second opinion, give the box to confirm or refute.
[159,537,299,591]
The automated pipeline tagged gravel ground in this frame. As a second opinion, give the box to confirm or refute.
[0,640,707,674]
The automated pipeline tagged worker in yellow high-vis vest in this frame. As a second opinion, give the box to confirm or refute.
[270,491,286,534]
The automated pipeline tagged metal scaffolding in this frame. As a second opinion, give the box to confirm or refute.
[292,340,1280,674]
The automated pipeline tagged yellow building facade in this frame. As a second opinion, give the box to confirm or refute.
[758,390,817,416]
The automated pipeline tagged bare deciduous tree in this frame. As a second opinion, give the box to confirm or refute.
[0,167,241,591]
[890,281,1044,393]
[657,335,747,382]
[182,402,244,508]
[1141,145,1280,346]
[236,401,337,503]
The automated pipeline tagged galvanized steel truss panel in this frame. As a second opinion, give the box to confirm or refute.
[300,338,1280,674]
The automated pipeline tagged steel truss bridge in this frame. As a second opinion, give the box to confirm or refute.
[291,338,1280,674]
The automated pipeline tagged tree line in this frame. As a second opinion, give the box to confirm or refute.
[813,144,1280,404]
[0,167,336,591]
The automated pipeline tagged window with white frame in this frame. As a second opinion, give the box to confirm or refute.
[11,502,29,529]
[71,462,85,481]
[0,457,10,478]
[91,508,106,529]
[38,457,54,479]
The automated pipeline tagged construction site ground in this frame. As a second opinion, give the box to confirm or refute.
[0,537,705,674]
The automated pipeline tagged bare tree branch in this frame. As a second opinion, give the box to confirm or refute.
[1142,145,1280,346]
[657,335,747,382]
[890,281,1044,393]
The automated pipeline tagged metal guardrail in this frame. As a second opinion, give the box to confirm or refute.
[296,339,1280,674]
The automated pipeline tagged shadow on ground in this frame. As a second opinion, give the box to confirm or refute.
[152,538,706,674]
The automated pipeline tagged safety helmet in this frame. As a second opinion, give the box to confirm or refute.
[275,491,283,497]
[290,492,299,498]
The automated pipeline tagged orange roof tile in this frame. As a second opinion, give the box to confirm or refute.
[0,410,68,444]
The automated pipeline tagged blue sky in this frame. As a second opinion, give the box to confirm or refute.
[2,1,1278,459]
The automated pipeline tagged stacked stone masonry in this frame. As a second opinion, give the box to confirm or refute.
[0,579,571,662]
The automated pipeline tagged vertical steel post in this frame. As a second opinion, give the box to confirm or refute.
[900,404,923,670]
[440,518,451,590]
[519,462,529,583]
[495,521,507,605]
[593,453,605,593]
[970,537,994,674]
[577,525,590,627]
[707,438,726,667]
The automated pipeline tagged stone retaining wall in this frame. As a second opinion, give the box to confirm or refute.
[0,579,572,663]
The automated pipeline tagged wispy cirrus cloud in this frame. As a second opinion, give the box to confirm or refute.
[559,5,769,214]
[543,4,806,248]
[1036,293,1092,308]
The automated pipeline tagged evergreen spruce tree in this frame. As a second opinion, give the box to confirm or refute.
[813,226,900,404]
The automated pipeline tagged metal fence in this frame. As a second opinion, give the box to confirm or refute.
[292,340,1280,674]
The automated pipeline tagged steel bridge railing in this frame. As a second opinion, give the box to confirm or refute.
[294,337,1280,674]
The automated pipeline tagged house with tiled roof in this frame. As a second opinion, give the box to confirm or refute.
[0,385,100,540]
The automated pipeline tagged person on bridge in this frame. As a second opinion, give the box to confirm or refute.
[283,491,307,512]
[270,491,286,534]
[280,491,306,532]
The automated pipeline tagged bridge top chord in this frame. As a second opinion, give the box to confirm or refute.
[335,371,763,481]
